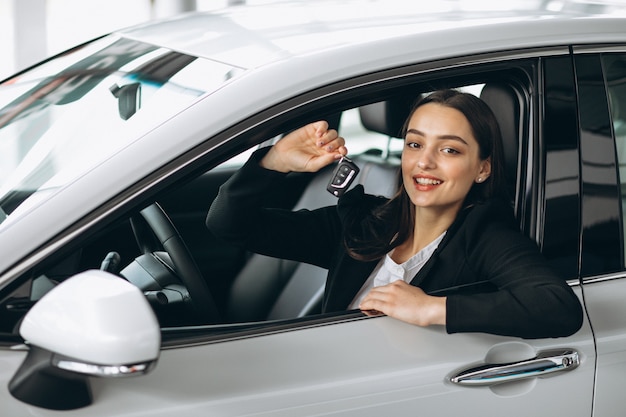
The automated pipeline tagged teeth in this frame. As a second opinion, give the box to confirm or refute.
[415,177,442,185]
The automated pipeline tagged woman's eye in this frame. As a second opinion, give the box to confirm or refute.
[407,142,421,149]
[442,147,460,154]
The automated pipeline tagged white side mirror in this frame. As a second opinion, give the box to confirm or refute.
[9,270,160,410]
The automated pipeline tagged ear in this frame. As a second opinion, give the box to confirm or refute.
[475,158,491,183]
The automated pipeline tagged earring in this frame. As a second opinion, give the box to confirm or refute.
[476,178,483,183]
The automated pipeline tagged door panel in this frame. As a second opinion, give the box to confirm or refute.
[579,280,626,417]
[581,50,626,417]
[2,300,595,416]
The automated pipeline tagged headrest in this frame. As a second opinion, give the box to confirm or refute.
[479,82,520,196]
[358,93,419,138]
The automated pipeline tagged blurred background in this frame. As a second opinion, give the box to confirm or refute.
[0,0,266,80]
[2,0,626,81]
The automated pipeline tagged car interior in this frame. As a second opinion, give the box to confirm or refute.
[0,78,524,334]
[213,82,521,325]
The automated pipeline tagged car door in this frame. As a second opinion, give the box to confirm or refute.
[573,47,626,417]
[1,51,596,416]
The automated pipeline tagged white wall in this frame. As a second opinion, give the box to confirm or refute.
[0,0,14,80]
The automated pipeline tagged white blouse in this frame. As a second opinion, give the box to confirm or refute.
[348,231,446,309]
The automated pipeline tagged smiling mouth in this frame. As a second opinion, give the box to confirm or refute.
[414,177,442,186]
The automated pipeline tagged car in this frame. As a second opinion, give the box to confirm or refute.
[1,0,626,415]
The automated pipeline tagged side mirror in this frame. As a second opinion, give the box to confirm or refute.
[9,270,160,410]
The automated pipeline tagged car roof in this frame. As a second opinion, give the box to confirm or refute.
[118,0,626,70]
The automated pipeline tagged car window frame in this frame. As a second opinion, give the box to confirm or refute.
[0,46,574,347]
[156,50,567,345]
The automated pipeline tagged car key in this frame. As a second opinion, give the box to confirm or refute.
[327,156,360,197]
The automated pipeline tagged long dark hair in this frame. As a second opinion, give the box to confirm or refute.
[345,89,507,261]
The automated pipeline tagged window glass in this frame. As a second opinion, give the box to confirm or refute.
[602,53,626,265]
[0,36,241,230]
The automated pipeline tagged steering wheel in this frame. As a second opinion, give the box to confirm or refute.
[130,203,220,324]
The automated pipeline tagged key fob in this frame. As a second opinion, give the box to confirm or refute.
[327,156,360,197]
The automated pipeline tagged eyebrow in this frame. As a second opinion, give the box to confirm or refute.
[406,128,469,146]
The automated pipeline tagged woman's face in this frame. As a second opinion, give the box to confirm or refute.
[401,102,491,216]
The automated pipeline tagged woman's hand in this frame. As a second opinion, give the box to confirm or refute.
[359,280,447,327]
[260,121,347,173]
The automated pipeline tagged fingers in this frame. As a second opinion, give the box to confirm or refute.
[358,281,447,327]
[318,133,347,160]
[361,309,384,317]
[315,125,345,153]
[358,289,393,315]
[312,120,329,137]
[267,121,347,173]
[301,121,347,170]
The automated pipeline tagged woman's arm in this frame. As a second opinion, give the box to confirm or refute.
[206,122,347,268]
[443,199,583,338]
[446,225,583,338]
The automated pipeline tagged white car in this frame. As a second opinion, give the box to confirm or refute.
[1,1,626,415]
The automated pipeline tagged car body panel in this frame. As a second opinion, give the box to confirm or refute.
[581,278,626,416]
[2,299,595,416]
[121,2,626,70]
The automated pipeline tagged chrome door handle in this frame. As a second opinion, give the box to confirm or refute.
[450,349,579,386]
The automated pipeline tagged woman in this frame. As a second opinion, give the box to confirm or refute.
[207,89,583,339]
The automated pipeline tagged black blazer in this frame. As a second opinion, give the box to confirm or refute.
[207,149,583,339]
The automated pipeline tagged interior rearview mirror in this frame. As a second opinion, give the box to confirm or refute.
[110,82,142,120]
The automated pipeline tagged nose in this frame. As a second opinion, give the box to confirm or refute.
[416,147,436,169]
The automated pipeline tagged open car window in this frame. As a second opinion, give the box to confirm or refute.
[0,62,534,342]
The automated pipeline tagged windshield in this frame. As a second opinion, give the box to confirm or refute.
[0,35,240,228]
